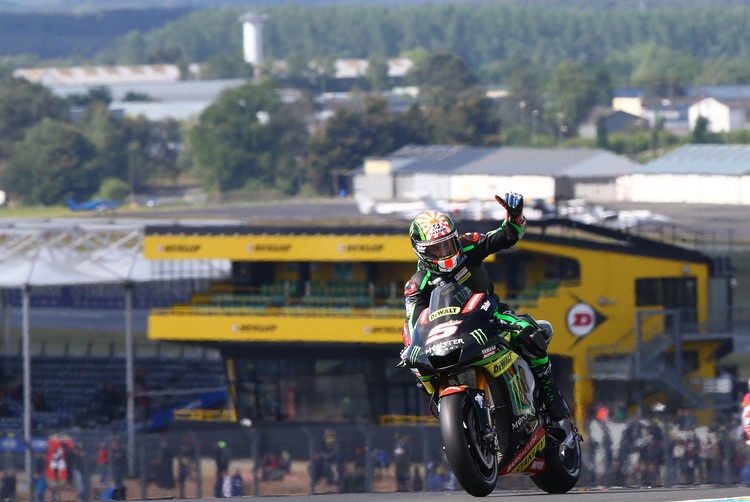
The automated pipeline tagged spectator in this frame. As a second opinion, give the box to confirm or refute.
[230,469,244,497]
[97,442,108,486]
[158,439,175,489]
[701,426,721,484]
[393,445,410,492]
[261,453,284,482]
[49,447,65,482]
[412,465,423,492]
[588,405,613,486]
[0,470,16,502]
[609,459,626,487]
[177,458,188,499]
[309,452,323,489]
[371,448,390,477]
[179,433,197,479]
[319,429,339,485]
[640,430,664,486]
[35,475,47,502]
[110,440,126,488]
[215,441,230,480]
[279,450,291,474]
[213,470,225,498]
[221,471,231,498]
[62,442,74,485]
[71,445,85,502]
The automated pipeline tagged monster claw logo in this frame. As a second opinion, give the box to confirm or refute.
[409,345,421,364]
[469,328,487,345]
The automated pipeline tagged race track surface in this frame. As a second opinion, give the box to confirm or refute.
[166,485,750,502]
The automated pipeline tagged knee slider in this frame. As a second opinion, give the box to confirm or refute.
[517,325,548,360]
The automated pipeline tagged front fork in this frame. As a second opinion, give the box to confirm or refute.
[464,387,498,451]
[435,369,499,452]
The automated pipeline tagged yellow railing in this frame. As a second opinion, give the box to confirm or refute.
[152,304,404,319]
[379,414,438,426]
[173,408,237,422]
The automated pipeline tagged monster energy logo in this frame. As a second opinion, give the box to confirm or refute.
[469,328,487,345]
[409,345,421,364]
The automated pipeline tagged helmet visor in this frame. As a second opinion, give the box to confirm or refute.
[421,234,460,261]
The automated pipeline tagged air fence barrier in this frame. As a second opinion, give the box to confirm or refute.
[0,409,748,501]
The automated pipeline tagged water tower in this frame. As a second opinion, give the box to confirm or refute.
[239,12,268,66]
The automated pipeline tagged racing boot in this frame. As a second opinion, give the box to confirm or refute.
[531,361,567,421]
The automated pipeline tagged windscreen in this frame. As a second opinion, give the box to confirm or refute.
[427,280,473,312]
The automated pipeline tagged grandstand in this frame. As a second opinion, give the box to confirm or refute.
[143,217,739,427]
[0,353,227,432]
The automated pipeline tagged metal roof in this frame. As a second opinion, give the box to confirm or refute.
[0,219,233,287]
[636,144,750,175]
[385,145,639,178]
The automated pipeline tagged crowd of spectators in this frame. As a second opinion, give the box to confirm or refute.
[581,402,745,487]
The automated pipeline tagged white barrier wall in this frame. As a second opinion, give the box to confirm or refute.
[624,174,749,204]
[450,175,555,202]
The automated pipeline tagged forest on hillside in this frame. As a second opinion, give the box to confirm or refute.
[5,3,750,90]
[9,0,750,13]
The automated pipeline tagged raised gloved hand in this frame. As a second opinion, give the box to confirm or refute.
[495,192,527,231]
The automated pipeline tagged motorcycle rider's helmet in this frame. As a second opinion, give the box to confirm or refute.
[409,210,462,273]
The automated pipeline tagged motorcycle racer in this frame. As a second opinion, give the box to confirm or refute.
[402,193,567,421]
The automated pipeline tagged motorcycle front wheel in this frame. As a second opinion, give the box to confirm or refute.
[440,392,498,497]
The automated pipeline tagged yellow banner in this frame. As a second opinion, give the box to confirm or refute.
[149,312,405,343]
[144,234,413,261]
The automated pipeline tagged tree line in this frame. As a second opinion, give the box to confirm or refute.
[94,4,750,92]
[3,3,750,206]
[5,4,750,93]
[0,49,734,208]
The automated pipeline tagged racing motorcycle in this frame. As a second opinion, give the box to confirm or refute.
[398,279,582,496]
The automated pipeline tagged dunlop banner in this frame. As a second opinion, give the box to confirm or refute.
[143,234,412,261]
[149,312,405,344]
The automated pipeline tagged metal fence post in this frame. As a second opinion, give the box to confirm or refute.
[193,434,202,499]
[723,421,733,485]
[661,420,672,487]
[251,428,260,497]
[357,425,373,493]
[419,424,430,492]
[301,426,315,495]
[139,440,147,500]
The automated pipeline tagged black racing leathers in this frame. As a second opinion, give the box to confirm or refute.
[403,219,523,341]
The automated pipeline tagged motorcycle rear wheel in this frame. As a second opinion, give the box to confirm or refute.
[529,419,581,494]
[440,392,498,497]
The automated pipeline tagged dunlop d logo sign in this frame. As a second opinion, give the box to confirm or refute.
[428,307,460,322]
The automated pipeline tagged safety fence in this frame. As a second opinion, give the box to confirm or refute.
[0,407,746,502]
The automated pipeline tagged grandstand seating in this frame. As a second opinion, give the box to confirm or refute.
[182,278,558,317]
[189,279,403,315]
[0,354,227,431]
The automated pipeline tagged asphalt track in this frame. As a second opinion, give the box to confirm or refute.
[165,486,750,502]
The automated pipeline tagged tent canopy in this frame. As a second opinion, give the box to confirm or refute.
[0,219,229,287]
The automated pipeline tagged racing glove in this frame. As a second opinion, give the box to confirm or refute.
[495,192,527,233]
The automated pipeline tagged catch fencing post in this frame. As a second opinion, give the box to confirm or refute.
[251,427,260,497]
[357,425,373,492]
[139,440,147,500]
[301,426,316,495]
[420,423,430,492]
[192,433,202,498]
[722,420,732,485]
